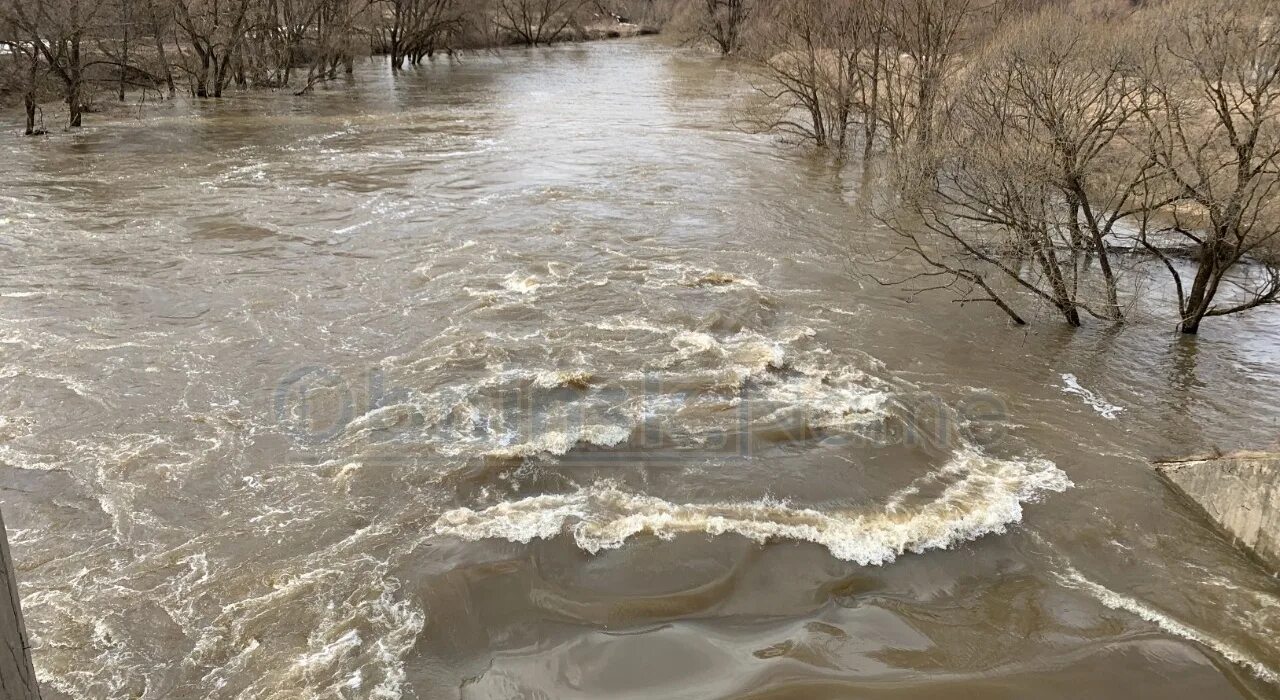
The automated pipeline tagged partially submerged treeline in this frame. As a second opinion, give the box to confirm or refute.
[707,0,1280,334]
[3,0,1276,334]
[0,0,673,131]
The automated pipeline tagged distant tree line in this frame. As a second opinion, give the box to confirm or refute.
[676,0,1280,334]
[0,0,663,131]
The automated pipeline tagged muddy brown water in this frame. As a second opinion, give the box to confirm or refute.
[1,39,1279,699]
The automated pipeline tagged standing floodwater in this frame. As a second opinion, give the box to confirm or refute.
[1,40,1278,699]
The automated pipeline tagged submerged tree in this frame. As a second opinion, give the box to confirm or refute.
[381,0,465,70]
[0,26,46,134]
[740,0,862,150]
[170,0,256,97]
[667,0,748,54]
[698,0,747,54]
[880,5,1154,326]
[739,0,895,156]
[493,0,588,46]
[1134,0,1280,334]
[5,0,109,127]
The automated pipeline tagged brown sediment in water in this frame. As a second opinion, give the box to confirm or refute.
[3,39,1280,700]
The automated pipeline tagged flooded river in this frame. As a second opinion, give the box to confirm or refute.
[1,39,1278,699]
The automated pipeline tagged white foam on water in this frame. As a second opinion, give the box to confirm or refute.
[184,566,425,700]
[501,272,542,295]
[1060,373,1124,420]
[485,423,632,460]
[292,629,362,673]
[1055,565,1280,685]
[636,261,764,292]
[433,447,1070,565]
[679,268,762,291]
[753,366,891,429]
[590,316,667,334]
[532,369,593,389]
[652,327,815,386]
[338,325,889,461]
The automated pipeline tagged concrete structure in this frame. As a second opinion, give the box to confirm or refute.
[0,508,39,700]
[1156,452,1280,574]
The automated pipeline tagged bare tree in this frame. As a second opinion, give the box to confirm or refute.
[697,0,746,54]
[293,0,370,92]
[6,0,110,127]
[852,0,889,159]
[740,0,863,150]
[880,5,1153,326]
[878,0,978,150]
[171,0,255,96]
[667,0,747,54]
[0,31,46,134]
[114,0,132,99]
[493,0,587,46]
[380,0,463,70]
[142,0,176,94]
[1133,0,1280,333]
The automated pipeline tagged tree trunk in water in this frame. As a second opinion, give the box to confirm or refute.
[1180,244,1223,335]
[156,37,175,96]
[67,78,82,128]
[915,78,934,149]
[23,95,36,136]
[1181,276,1215,334]
[196,51,210,97]
[149,0,176,97]
[23,52,38,135]
[213,55,227,97]
[862,42,881,161]
[68,38,83,128]
[1034,240,1079,327]
[119,3,130,102]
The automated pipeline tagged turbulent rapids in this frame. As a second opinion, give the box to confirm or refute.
[433,448,1071,565]
[2,40,1280,700]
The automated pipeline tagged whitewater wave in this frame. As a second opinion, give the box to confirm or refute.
[502,272,543,295]
[653,328,810,375]
[681,269,760,290]
[1055,565,1280,685]
[1060,374,1124,420]
[532,369,593,389]
[337,325,891,461]
[485,423,632,460]
[432,447,1070,565]
[635,261,763,293]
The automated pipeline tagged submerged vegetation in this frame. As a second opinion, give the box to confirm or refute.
[3,0,1278,334]
[729,0,1280,334]
[0,0,667,128]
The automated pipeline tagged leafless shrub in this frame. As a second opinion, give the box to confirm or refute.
[665,0,748,54]
[492,0,588,46]
[1130,0,1280,333]
[878,4,1154,326]
[737,0,864,151]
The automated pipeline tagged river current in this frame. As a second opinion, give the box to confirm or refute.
[1,39,1278,699]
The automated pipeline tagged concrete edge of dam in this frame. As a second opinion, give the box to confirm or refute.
[1155,452,1280,576]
